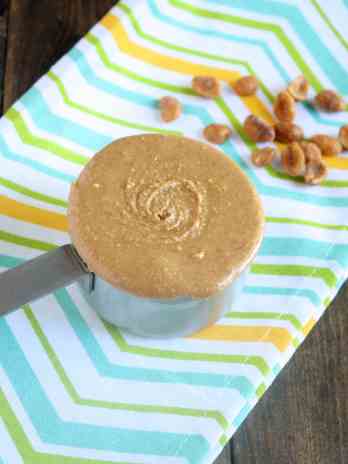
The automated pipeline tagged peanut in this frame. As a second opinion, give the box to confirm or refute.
[310,134,342,157]
[300,142,322,163]
[159,96,182,123]
[338,125,348,150]
[203,124,232,144]
[274,122,304,143]
[244,115,275,143]
[287,75,309,102]
[192,76,220,98]
[251,147,277,167]
[232,76,259,97]
[304,160,328,185]
[281,142,306,176]
[315,90,345,112]
[274,91,296,122]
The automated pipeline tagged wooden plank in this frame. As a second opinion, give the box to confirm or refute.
[214,443,231,464]
[3,0,115,111]
[231,281,348,464]
[0,0,8,114]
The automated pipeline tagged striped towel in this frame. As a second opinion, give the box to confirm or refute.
[1,1,348,463]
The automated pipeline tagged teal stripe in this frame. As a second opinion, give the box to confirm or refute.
[21,87,112,151]
[243,286,321,307]
[55,288,256,394]
[204,0,348,92]
[0,318,209,464]
[272,364,282,376]
[73,39,348,207]
[0,255,26,269]
[0,133,74,183]
[148,0,289,81]
[232,402,252,429]
[0,255,257,396]
[69,48,157,108]
[148,0,342,127]
[260,237,348,267]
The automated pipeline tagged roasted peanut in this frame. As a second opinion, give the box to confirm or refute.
[159,96,182,123]
[281,142,306,176]
[338,125,348,150]
[287,75,309,101]
[274,122,304,143]
[203,124,232,144]
[274,91,296,122]
[300,142,322,163]
[243,115,275,143]
[315,90,345,112]
[310,134,342,157]
[251,147,277,167]
[232,76,259,97]
[304,161,328,185]
[192,76,220,98]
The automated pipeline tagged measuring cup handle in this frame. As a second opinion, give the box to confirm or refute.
[0,244,89,317]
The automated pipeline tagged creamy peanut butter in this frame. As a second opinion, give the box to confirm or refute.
[68,134,264,299]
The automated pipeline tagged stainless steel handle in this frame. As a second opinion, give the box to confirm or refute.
[0,244,89,317]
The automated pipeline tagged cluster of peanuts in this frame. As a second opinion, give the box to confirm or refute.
[158,75,348,186]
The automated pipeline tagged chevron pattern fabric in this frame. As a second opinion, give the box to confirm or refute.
[1,1,348,463]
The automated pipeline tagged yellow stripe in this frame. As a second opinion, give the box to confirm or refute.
[101,14,273,124]
[302,317,316,336]
[0,195,68,232]
[324,157,348,170]
[191,325,293,352]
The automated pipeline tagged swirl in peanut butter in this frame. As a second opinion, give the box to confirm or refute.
[124,175,207,243]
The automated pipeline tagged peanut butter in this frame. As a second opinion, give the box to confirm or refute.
[68,134,264,299]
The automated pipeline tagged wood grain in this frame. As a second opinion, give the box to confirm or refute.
[231,281,348,464]
[0,0,8,114]
[215,444,231,464]
[3,0,115,111]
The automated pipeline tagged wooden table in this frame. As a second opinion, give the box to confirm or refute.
[1,1,347,463]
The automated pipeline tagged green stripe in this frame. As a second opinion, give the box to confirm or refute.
[47,71,179,136]
[0,230,55,252]
[310,0,348,51]
[256,383,266,397]
[86,33,194,95]
[218,434,229,447]
[117,2,274,101]
[6,108,88,166]
[266,165,348,188]
[0,390,133,464]
[225,311,303,332]
[169,0,322,91]
[24,305,229,432]
[0,176,68,208]
[104,324,271,375]
[266,216,348,232]
[251,263,337,288]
